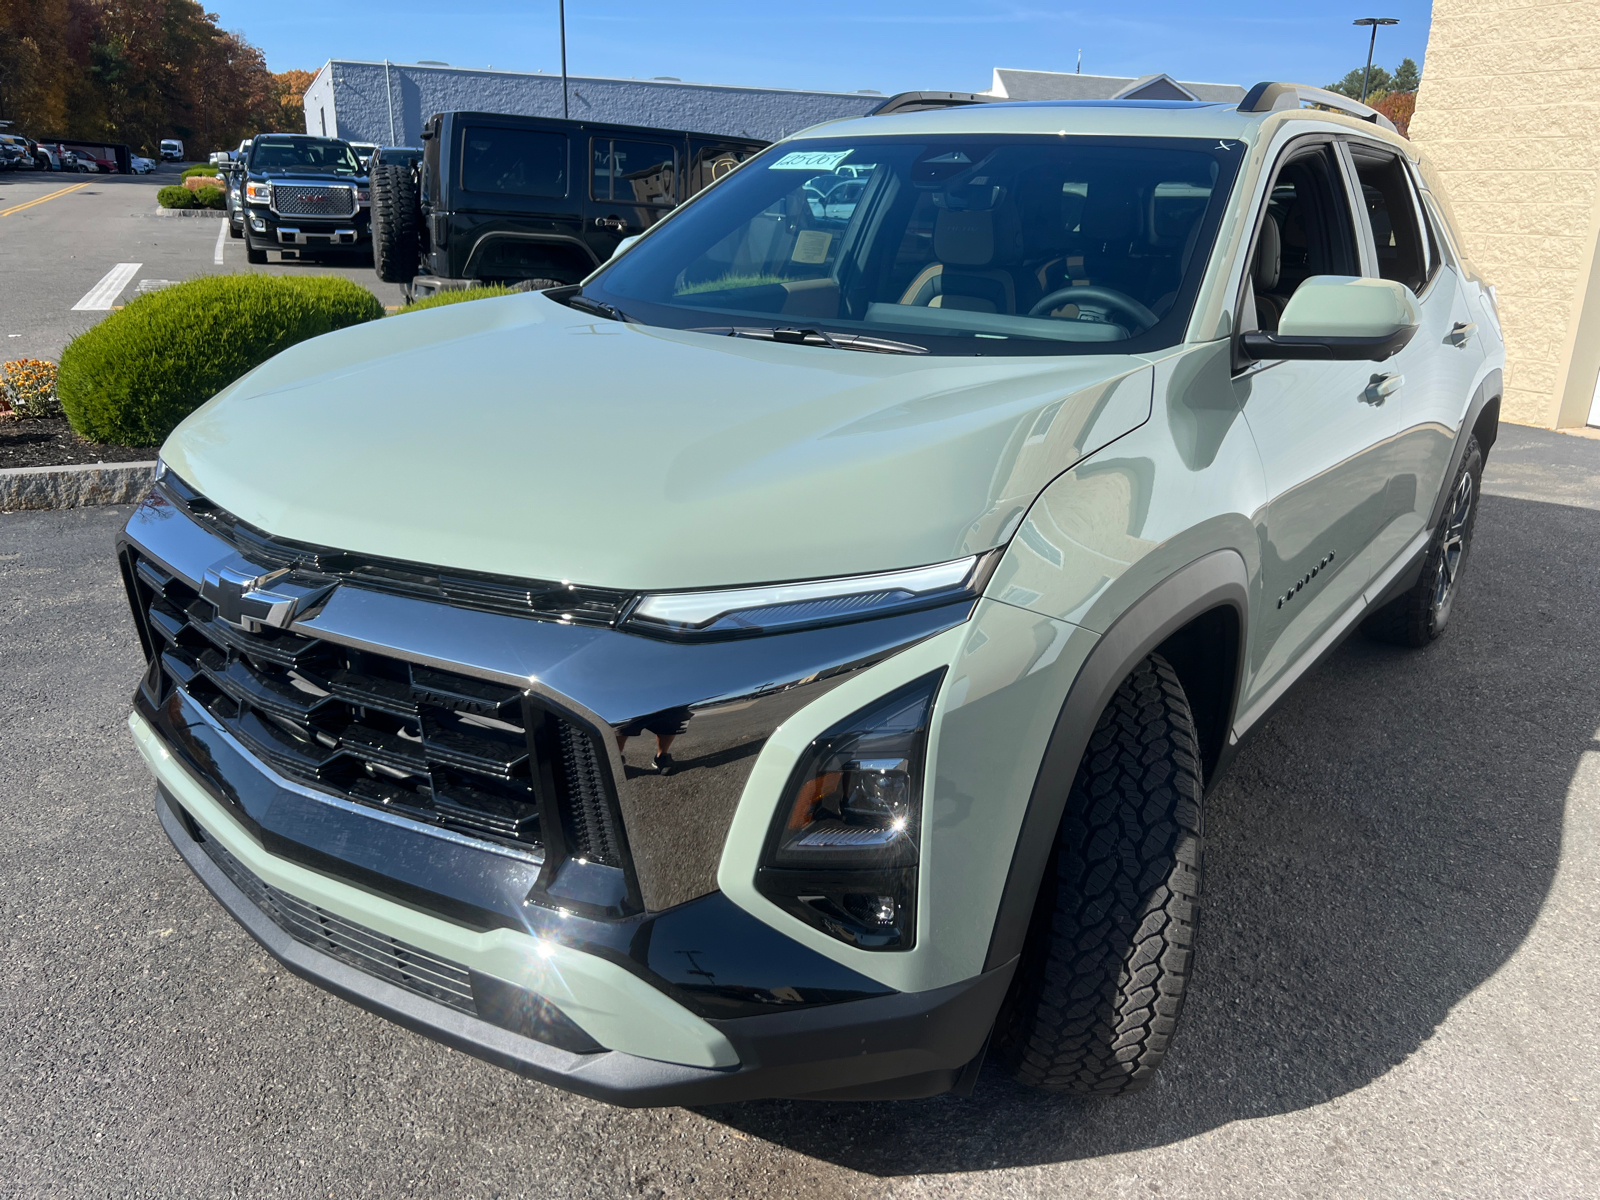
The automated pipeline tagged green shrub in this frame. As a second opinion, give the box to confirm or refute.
[58,274,385,446]
[157,186,196,209]
[194,185,226,209]
[182,165,224,180]
[394,285,516,315]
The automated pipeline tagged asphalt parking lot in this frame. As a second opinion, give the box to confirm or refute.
[0,423,1595,1197]
[0,165,403,364]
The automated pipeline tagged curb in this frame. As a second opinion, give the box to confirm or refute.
[0,461,157,511]
[150,207,226,218]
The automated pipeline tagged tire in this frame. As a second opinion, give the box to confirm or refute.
[1361,435,1483,648]
[229,214,243,239]
[371,163,420,284]
[246,243,268,265]
[994,654,1204,1095]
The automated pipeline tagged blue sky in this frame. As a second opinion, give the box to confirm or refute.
[215,0,1434,96]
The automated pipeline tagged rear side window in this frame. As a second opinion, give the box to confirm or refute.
[1349,146,1428,292]
[462,128,568,198]
[592,139,677,206]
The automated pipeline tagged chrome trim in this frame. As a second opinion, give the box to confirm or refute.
[175,685,546,868]
[121,492,975,910]
[268,181,357,218]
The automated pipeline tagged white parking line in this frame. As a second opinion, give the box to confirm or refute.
[71,262,142,311]
[214,218,227,265]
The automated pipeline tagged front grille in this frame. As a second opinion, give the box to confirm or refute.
[159,475,630,627]
[129,550,626,866]
[195,821,478,1012]
[272,183,355,217]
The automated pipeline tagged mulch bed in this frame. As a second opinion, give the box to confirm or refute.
[0,416,155,469]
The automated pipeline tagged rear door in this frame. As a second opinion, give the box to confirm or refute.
[585,133,682,259]
[1342,139,1484,547]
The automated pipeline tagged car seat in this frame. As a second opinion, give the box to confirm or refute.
[1251,214,1286,331]
[898,200,1025,313]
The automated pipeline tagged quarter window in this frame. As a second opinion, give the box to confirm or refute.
[461,127,568,198]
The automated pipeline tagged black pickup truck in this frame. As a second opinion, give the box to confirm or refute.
[371,112,767,298]
[236,134,372,264]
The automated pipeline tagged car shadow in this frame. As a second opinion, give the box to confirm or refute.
[692,488,1597,1174]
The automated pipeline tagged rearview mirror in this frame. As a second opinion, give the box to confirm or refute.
[1242,276,1419,362]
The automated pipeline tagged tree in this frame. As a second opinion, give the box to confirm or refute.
[271,68,315,134]
[1393,57,1420,93]
[1326,58,1421,101]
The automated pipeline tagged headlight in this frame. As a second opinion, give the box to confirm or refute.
[755,672,942,950]
[354,187,370,203]
[245,181,271,204]
[624,554,992,640]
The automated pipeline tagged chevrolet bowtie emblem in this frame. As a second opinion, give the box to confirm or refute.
[200,557,336,632]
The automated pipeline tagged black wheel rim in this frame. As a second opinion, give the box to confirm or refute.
[1432,469,1473,616]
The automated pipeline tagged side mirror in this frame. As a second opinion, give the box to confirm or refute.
[1242,276,1419,362]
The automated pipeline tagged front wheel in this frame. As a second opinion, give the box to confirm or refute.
[1361,435,1483,647]
[245,243,268,265]
[994,654,1204,1095]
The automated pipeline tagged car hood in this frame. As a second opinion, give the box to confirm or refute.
[162,293,1154,590]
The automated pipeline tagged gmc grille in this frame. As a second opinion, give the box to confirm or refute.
[272,183,356,217]
[126,550,626,868]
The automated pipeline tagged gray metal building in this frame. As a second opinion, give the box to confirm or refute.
[300,61,886,146]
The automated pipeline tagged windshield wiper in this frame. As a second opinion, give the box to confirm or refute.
[692,326,928,356]
[564,292,629,322]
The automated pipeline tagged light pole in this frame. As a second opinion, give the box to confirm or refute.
[1352,17,1399,102]
[560,0,569,119]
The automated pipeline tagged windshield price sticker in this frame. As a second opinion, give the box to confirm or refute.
[770,150,854,171]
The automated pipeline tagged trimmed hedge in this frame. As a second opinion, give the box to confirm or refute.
[58,274,385,446]
[193,185,226,210]
[157,185,197,209]
[182,165,224,180]
[394,285,515,315]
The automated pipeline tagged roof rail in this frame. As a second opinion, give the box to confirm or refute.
[1238,82,1398,134]
[869,91,997,117]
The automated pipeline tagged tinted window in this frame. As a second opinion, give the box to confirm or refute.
[1350,147,1427,292]
[689,141,759,196]
[586,136,1243,357]
[592,139,677,205]
[462,128,568,198]
[250,138,361,174]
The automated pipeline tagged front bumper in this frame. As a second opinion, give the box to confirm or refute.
[142,723,1009,1105]
[246,204,368,248]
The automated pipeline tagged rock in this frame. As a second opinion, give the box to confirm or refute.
[0,461,157,511]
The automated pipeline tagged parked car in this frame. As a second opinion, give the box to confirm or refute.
[0,137,27,170]
[32,142,72,170]
[131,155,156,174]
[118,82,1504,1106]
[237,132,371,263]
[160,138,184,161]
[374,145,421,169]
[348,141,379,171]
[369,111,765,298]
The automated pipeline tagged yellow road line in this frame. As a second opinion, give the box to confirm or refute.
[0,180,91,218]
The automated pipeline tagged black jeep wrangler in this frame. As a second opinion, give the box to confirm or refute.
[371,112,767,298]
[238,134,372,265]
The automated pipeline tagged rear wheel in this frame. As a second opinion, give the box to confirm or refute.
[994,654,1204,1095]
[1361,436,1483,647]
[371,164,420,284]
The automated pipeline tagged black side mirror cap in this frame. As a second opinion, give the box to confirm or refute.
[1241,323,1418,363]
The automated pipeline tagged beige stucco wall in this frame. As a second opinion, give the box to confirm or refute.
[1410,0,1600,427]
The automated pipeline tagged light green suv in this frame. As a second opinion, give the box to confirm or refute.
[118,82,1504,1104]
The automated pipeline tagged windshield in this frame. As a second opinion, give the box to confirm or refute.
[584,136,1243,356]
[249,138,362,175]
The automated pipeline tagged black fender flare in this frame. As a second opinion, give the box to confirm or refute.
[1427,367,1501,533]
[982,549,1250,972]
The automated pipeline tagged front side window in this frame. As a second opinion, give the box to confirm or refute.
[583,136,1244,356]
[1242,144,1360,333]
[249,138,361,175]
[462,128,567,198]
[1349,146,1429,293]
[592,139,677,206]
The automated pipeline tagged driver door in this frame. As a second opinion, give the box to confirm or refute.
[1234,139,1404,719]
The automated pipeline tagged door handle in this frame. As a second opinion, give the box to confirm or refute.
[1449,321,1476,347]
[1363,373,1404,405]
[594,216,627,231]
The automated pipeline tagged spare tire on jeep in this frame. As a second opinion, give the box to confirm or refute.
[371,164,420,284]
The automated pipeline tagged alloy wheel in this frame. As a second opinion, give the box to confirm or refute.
[1431,469,1474,618]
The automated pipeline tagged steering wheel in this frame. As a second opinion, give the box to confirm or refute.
[1029,285,1159,333]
